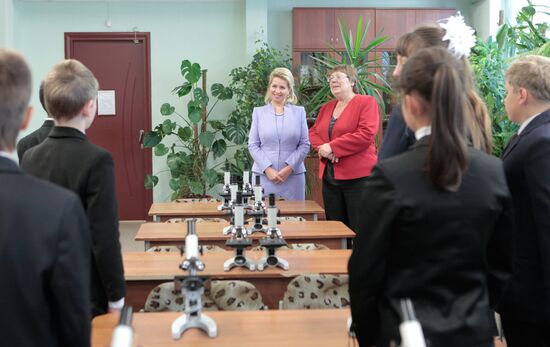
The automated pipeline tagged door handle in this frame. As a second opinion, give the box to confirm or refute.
[138,129,145,149]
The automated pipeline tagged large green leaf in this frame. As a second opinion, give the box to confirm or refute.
[211,83,233,100]
[193,88,209,107]
[199,131,215,147]
[154,143,169,156]
[189,180,204,195]
[144,174,158,189]
[169,177,181,191]
[162,119,176,134]
[160,103,175,116]
[211,139,227,159]
[180,60,202,84]
[209,120,225,130]
[223,116,248,145]
[188,100,202,123]
[143,131,161,148]
[203,168,219,188]
[166,153,182,171]
[177,126,193,141]
[173,82,192,97]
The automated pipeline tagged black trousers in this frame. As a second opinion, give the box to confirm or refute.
[322,175,368,234]
[501,316,550,347]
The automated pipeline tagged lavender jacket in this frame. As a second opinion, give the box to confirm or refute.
[248,103,310,175]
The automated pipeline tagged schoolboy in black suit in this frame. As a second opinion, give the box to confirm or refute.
[21,59,126,317]
[16,81,54,162]
[498,55,550,347]
[0,49,91,346]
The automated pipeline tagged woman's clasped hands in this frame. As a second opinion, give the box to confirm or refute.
[318,143,339,163]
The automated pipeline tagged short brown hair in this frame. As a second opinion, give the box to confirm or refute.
[0,49,32,150]
[44,59,99,120]
[506,55,550,102]
[395,25,447,57]
[327,65,358,93]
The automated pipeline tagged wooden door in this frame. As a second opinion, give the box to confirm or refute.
[415,9,457,26]
[375,9,416,50]
[293,8,335,50]
[65,32,152,221]
[334,9,376,50]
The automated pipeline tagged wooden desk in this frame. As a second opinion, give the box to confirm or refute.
[93,309,351,347]
[124,249,350,310]
[148,200,325,222]
[135,220,354,250]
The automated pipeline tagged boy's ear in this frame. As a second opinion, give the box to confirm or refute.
[19,106,34,131]
[518,87,529,105]
[81,98,96,118]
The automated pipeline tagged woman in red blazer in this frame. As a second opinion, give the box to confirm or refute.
[309,65,379,232]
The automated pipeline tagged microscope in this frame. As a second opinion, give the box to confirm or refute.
[222,181,243,236]
[399,298,426,347]
[248,175,266,234]
[241,167,253,205]
[224,192,255,271]
[257,194,289,271]
[171,219,217,339]
[217,161,232,212]
[110,306,133,347]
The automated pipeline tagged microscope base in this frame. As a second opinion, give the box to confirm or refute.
[171,313,217,339]
[257,256,289,271]
[224,256,256,272]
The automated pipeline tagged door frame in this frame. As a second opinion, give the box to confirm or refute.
[65,32,153,220]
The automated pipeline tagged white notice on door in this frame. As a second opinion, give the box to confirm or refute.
[97,90,116,115]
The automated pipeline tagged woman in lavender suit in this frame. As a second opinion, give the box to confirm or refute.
[248,67,310,200]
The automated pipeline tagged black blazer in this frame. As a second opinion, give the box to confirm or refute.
[21,126,126,316]
[349,136,514,347]
[16,119,54,163]
[0,157,91,346]
[499,108,550,323]
[378,105,416,161]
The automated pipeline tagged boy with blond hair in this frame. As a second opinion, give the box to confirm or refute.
[498,55,550,346]
[0,49,91,346]
[22,59,126,317]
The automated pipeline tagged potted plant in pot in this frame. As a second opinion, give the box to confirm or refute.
[143,59,233,200]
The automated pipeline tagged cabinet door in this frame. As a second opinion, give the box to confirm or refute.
[375,9,416,50]
[415,9,456,26]
[293,8,335,50]
[334,9,376,50]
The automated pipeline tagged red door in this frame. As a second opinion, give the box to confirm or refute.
[65,32,152,220]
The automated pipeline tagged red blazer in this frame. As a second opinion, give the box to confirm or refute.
[309,94,379,180]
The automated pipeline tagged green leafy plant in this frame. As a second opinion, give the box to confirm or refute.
[496,1,549,57]
[143,59,233,200]
[225,42,293,174]
[470,38,518,157]
[301,16,391,118]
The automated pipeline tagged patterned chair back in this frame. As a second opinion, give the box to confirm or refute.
[144,280,267,312]
[146,244,225,253]
[165,217,225,224]
[281,274,349,309]
[251,243,329,252]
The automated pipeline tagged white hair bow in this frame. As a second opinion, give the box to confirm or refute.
[440,12,476,58]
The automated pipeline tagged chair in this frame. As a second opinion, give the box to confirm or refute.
[144,280,267,312]
[251,243,329,252]
[280,274,349,309]
[146,244,225,253]
[165,217,225,224]
[176,198,221,203]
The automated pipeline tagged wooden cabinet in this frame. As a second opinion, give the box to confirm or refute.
[293,8,375,50]
[415,9,457,27]
[375,9,416,50]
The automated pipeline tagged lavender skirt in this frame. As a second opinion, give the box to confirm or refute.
[255,173,306,201]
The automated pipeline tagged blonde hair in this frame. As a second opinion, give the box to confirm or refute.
[264,67,298,104]
[44,59,99,120]
[506,55,550,102]
[327,65,358,93]
[0,49,32,150]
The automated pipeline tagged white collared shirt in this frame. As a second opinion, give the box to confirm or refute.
[518,112,541,135]
[0,150,17,164]
[414,126,432,140]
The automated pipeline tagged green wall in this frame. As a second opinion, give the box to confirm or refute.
[13,1,247,202]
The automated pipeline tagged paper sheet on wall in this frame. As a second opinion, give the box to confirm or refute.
[98,90,116,115]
